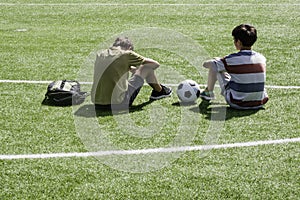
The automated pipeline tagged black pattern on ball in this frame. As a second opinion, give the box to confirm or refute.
[178,83,183,90]
[184,91,192,98]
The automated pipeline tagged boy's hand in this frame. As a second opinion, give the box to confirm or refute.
[130,66,137,74]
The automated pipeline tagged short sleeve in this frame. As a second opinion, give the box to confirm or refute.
[214,58,226,72]
[126,51,145,67]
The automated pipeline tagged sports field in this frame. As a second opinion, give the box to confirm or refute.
[1,0,299,199]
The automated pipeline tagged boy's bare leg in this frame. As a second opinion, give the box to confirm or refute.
[134,65,162,92]
[203,60,218,91]
[207,66,217,91]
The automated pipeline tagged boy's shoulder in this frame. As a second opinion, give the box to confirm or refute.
[224,50,266,64]
[225,50,265,60]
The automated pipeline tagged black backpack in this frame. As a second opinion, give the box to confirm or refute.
[42,80,87,106]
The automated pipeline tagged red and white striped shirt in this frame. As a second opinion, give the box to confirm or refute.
[217,50,269,108]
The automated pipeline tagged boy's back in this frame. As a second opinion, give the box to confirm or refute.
[221,50,268,108]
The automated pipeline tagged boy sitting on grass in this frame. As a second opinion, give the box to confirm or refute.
[200,24,269,109]
[91,37,172,110]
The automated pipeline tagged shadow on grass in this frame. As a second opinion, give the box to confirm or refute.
[76,99,263,119]
[74,100,154,118]
[197,100,263,121]
[172,100,263,121]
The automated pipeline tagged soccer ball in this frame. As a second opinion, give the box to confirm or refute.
[176,80,201,103]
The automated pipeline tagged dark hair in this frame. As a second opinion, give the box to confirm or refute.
[112,37,134,50]
[232,24,257,47]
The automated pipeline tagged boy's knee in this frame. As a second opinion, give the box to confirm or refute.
[203,60,214,69]
[203,60,218,71]
[135,65,155,79]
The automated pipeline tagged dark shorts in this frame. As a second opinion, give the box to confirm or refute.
[95,75,144,110]
[123,74,144,106]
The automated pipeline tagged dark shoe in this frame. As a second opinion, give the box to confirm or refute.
[150,85,172,100]
[200,88,215,101]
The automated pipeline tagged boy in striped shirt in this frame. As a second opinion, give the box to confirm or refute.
[200,24,269,109]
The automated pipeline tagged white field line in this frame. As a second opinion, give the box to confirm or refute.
[0,3,299,6]
[0,137,299,160]
[1,79,300,89]
[0,80,52,84]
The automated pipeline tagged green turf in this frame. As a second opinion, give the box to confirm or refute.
[0,0,299,199]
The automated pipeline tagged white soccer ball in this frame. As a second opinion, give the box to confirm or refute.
[177,80,201,103]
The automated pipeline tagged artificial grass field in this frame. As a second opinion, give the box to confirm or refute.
[0,0,299,199]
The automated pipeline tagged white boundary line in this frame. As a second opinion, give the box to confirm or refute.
[0,80,52,84]
[0,3,299,6]
[1,137,299,160]
[0,3,298,6]
[1,79,299,89]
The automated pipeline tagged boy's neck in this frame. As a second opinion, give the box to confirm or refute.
[240,46,252,51]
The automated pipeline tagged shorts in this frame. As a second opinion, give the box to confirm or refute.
[95,74,144,110]
[123,74,144,106]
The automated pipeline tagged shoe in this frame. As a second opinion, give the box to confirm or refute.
[200,89,215,101]
[150,85,172,100]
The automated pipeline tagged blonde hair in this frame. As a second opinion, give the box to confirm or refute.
[112,37,134,50]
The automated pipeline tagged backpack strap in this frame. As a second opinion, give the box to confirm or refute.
[60,80,66,89]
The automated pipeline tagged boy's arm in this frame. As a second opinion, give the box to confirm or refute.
[142,57,160,70]
[129,58,160,74]
[128,51,160,71]
[203,57,226,72]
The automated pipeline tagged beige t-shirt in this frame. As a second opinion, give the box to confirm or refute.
[91,46,145,105]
